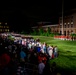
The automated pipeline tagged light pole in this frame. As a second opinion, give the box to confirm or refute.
[62,0,64,35]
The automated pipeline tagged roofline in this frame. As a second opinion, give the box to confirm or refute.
[31,24,58,28]
[42,24,58,27]
[31,26,38,28]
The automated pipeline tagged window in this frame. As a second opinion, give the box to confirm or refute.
[67,31,69,35]
[68,22,70,24]
[64,23,66,25]
[64,23,66,28]
[71,24,73,28]
[71,16,73,24]
[1,26,3,28]
[60,23,62,25]
[71,19,73,22]
[4,26,5,28]
[5,29,9,32]
[68,24,69,28]
[60,25,62,28]
[71,30,73,32]
[5,23,7,25]
[71,30,73,34]
[71,16,73,19]
[57,30,58,32]
[64,25,66,28]
[0,29,2,31]
[71,21,73,28]
[60,31,62,35]
[64,31,66,36]
[68,23,69,28]
[0,22,1,24]
[71,22,73,24]
[7,29,9,32]
[7,26,9,28]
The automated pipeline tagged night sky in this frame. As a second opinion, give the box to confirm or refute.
[0,0,76,32]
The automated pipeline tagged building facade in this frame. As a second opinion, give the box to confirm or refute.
[41,24,59,34]
[0,22,9,33]
[59,9,76,36]
[32,22,59,34]
[32,9,76,36]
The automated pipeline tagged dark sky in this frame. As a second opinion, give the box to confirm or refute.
[0,0,76,31]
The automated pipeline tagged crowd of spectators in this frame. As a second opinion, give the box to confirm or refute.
[0,33,59,75]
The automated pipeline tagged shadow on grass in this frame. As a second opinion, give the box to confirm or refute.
[55,66,76,75]
[54,55,76,75]
[50,53,76,75]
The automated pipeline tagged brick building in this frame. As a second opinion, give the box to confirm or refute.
[59,9,76,36]
[31,9,76,36]
[31,22,59,34]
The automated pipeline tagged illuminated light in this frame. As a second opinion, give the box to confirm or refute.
[60,23,62,25]
[4,26,5,28]
[7,26,9,28]
[7,29,9,31]
[68,22,70,24]
[5,23,7,25]
[64,23,66,25]
[71,22,73,24]
[0,22,1,24]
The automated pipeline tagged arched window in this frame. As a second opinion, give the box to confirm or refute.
[67,31,69,35]
[64,31,66,36]
[60,31,62,35]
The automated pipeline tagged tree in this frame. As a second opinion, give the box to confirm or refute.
[39,27,44,35]
[47,27,51,34]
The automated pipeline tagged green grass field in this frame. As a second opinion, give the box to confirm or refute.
[33,36,76,74]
